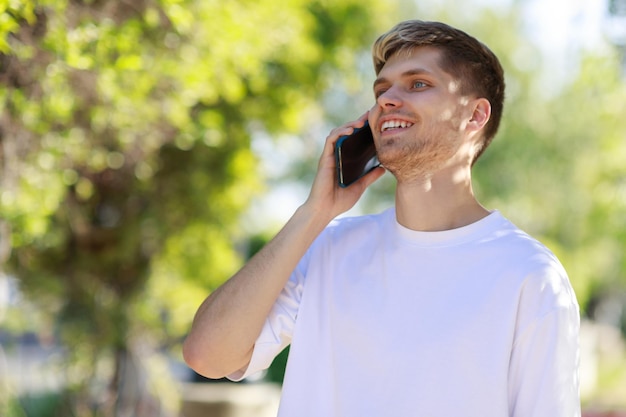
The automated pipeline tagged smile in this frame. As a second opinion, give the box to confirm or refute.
[381,120,414,132]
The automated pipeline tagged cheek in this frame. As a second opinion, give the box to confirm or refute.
[368,108,383,142]
[434,107,467,133]
[437,108,455,123]
[367,106,379,126]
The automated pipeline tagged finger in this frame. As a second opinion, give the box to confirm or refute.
[322,114,372,160]
[322,126,354,156]
[350,166,386,193]
[357,111,369,123]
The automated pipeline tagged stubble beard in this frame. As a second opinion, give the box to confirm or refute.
[377,129,461,183]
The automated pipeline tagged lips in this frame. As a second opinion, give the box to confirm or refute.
[380,119,414,133]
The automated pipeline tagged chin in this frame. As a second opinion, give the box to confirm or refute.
[379,152,440,181]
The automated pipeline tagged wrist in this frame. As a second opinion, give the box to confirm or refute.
[296,200,335,232]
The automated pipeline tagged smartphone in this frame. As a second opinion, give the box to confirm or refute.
[334,121,380,188]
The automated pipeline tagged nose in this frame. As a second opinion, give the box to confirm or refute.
[376,86,403,108]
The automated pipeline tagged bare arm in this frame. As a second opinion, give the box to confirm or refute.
[182,114,385,379]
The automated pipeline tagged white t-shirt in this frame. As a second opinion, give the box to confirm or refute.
[230,208,580,417]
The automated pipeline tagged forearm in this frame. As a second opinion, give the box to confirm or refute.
[183,115,384,378]
[182,202,332,378]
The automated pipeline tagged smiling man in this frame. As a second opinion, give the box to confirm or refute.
[183,20,581,417]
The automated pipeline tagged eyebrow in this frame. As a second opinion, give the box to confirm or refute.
[373,68,434,89]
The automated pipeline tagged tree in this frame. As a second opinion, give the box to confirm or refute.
[0,0,398,415]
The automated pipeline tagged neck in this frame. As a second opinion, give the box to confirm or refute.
[393,165,489,231]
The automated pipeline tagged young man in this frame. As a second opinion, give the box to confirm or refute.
[183,20,581,417]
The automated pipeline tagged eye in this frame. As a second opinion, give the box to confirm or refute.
[412,80,427,89]
[374,88,388,99]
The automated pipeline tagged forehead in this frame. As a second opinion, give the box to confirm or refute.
[375,46,451,82]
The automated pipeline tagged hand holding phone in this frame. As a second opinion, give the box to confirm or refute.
[334,121,380,187]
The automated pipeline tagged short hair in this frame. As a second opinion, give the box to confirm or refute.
[372,20,505,163]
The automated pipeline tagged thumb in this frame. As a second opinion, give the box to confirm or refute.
[352,166,386,192]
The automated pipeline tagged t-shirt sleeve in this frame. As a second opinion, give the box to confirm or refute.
[508,264,581,417]
[226,250,308,382]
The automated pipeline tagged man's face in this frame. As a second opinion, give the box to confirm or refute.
[368,46,477,182]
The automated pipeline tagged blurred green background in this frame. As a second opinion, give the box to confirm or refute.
[1,0,625,416]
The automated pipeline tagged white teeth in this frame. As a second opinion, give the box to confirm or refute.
[381,120,413,132]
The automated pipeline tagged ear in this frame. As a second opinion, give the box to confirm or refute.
[467,98,491,132]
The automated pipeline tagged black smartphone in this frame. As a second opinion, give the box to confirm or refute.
[334,121,380,188]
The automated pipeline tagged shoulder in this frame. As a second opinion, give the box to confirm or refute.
[492,214,578,316]
[323,208,393,241]
[302,208,394,263]
[484,213,563,269]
